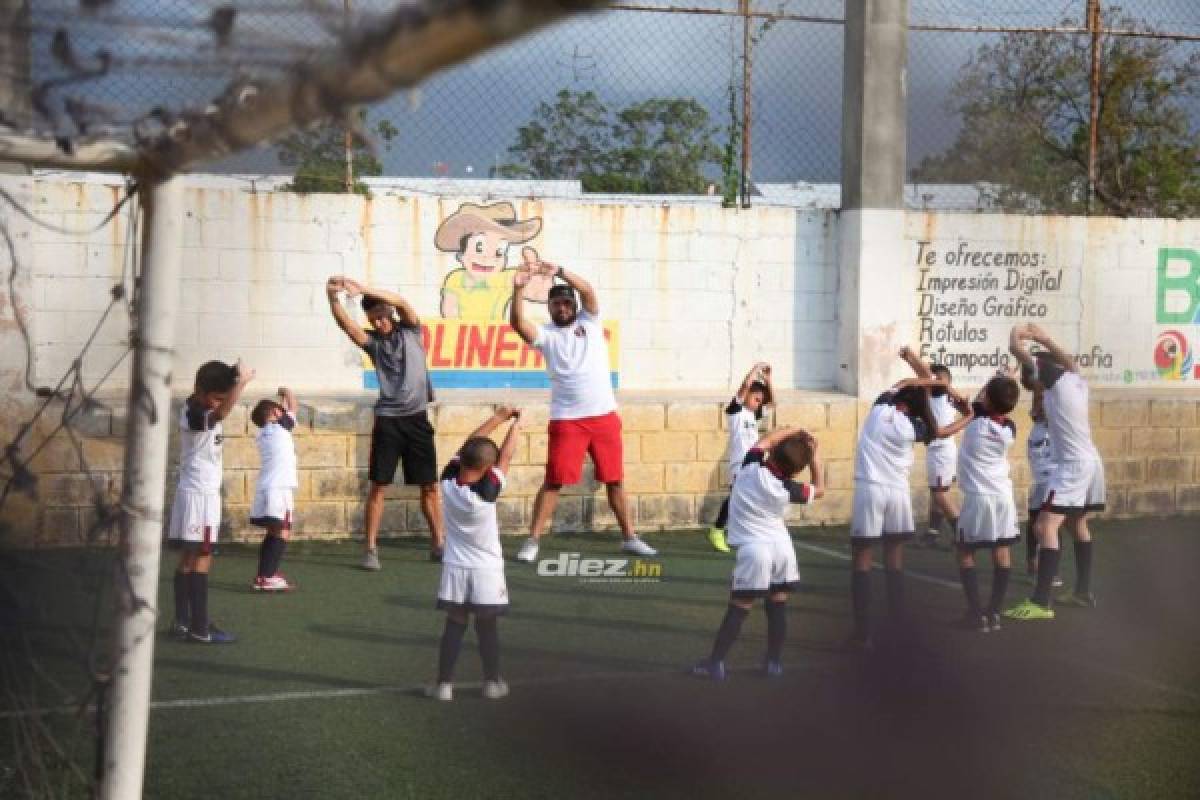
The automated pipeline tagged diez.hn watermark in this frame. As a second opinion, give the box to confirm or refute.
[535,552,663,583]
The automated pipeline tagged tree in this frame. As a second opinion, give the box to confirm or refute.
[497,89,720,194]
[913,16,1200,217]
[276,109,398,194]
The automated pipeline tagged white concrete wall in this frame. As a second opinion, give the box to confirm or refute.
[10,174,840,394]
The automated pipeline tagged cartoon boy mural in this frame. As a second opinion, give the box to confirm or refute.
[436,201,554,319]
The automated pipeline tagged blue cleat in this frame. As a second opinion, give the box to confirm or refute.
[187,623,237,644]
[764,660,784,678]
[689,660,727,681]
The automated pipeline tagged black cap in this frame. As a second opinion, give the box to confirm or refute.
[547,284,577,304]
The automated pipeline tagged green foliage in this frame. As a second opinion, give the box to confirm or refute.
[276,110,398,195]
[496,89,720,194]
[913,16,1200,217]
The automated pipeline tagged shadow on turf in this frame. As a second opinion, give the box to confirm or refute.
[154,653,379,688]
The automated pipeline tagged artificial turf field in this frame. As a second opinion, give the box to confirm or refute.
[4,518,1200,799]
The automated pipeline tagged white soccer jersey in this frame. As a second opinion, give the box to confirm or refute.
[725,397,761,471]
[1026,417,1055,482]
[957,403,1016,496]
[854,392,931,491]
[927,393,959,455]
[533,308,617,421]
[255,412,298,491]
[726,449,814,549]
[176,399,223,493]
[1042,371,1099,463]
[440,457,506,570]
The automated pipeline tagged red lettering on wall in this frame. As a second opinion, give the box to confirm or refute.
[467,325,497,367]
[493,327,519,368]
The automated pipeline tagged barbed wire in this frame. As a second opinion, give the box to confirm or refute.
[0,181,142,797]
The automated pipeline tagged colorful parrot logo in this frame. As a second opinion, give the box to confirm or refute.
[1153,330,1194,380]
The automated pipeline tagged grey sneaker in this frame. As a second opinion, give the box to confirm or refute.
[361,549,381,571]
[515,537,539,564]
[425,683,453,701]
[621,536,657,557]
[482,679,509,700]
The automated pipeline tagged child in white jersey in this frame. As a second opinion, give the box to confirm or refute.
[1019,366,1062,587]
[167,359,254,644]
[1005,325,1105,620]
[848,349,973,649]
[954,370,1021,632]
[249,387,299,592]
[706,362,775,554]
[922,363,961,549]
[691,426,823,680]
[427,406,522,701]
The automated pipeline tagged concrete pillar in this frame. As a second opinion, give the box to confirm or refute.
[836,0,910,398]
[1,0,32,174]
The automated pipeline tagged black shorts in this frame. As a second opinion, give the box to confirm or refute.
[368,412,437,486]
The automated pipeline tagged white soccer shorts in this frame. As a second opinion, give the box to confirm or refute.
[437,566,509,614]
[167,489,220,547]
[851,481,915,540]
[1045,458,1106,514]
[730,538,800,597]
[926,447,957,491]
[956,492,1019,548]
[250,488,295,529]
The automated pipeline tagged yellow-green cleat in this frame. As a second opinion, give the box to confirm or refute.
[706,527,731,554]
[1002,599,1055,621]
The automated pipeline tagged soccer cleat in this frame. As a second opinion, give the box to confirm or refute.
[621,536,657,557]
[957,613,989,633]
[1051,575,1064,588]
[1002,599,1055,621]
[689,660,727,681]
[705,527,731,554]
[764,659,784,678]
[251,575,290,592]
[167,620,189,640]
[987,612,1002,632]
[187,624,237,644]
[515,537,539,564]
[360,549,382,571]
[482,679,510,700]
[425,683,453,701]
[1057,592,1096,608]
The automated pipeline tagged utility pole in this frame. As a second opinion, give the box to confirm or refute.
[739,0,753,207]
[99,176,185,800]
[1086,0,1102,214]
[344,0,355,192]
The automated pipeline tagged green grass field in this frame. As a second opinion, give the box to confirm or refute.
[4,519,1200,799]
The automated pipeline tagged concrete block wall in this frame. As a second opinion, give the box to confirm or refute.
[5,390,1197,548]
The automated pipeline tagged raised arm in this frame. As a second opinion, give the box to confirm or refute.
[1026,323,1078,373]
[278,386,297,415]
[212,361,254,423]
[806,435,825,500]
[344,278,420,327]
[495,411,522,475]
[326,277,369,348]
[735,362,766,403]
[934,386,974,439]
[509,271,540,346]
[899,345,933,380]
[1008,325,1037,373]
[753,425,803,452]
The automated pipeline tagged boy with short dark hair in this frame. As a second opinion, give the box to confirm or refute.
[691,426,824,680]
[706,361,775,554]
[923,363,961,549]
[167,359,254,644]
[427,406,522,701]
[847,349,973,650]
[249,387,299,592]
[954,371,1022,632]
[1005,324,1105,621]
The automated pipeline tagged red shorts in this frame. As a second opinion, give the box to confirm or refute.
[545,411,624,486]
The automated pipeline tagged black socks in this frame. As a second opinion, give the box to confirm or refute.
[959,567,981,617]
[476,616,501,681]
[187,572,209,636]
[988,566,1011,615]
[257,535,287,579]
[851,570,871,641]
[710,604,749,663]
[1031,548,1061,607]
[437,618,468,683]
[764,600,786,663]
[173,571,190,627]
[1073,540,1093,596]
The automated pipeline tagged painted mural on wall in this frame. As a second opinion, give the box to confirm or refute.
[363,201,620,390]
[1142,247,1200,383]
[911,237,1118,383]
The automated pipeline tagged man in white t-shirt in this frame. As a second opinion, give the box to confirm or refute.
[508,249,655,562]
[1005,324,1105,621]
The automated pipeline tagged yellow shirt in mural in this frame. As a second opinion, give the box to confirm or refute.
[442,269,514,319]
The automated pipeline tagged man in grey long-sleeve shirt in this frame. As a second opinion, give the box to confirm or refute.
[326,276,443,570]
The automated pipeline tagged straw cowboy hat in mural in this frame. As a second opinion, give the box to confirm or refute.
[434,202,542,252]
